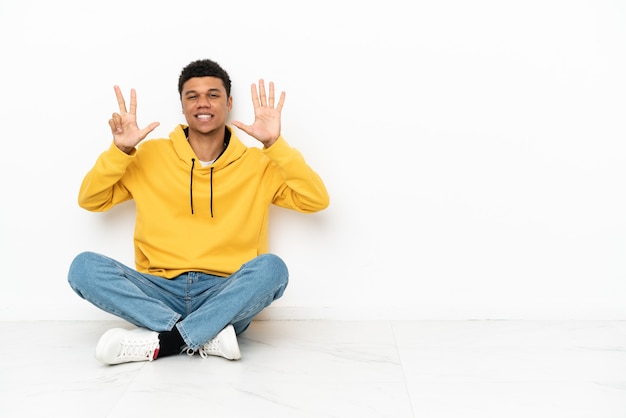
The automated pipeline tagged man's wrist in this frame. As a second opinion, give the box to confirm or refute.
[115,143,134,154]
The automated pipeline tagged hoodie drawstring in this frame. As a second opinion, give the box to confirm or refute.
[209,167,214,218]
[189,158,214,218]
[190,158,195,214]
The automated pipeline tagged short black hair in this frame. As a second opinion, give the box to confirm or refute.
[178,59,232,97]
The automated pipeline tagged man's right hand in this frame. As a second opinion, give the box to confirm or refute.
[109,85,160,154]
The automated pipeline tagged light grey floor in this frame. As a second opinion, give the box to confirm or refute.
[1,320,625,417]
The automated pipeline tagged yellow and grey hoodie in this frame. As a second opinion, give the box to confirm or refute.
[78,124,329,278]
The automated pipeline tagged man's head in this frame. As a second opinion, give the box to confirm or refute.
[178,59,233,136]
[178,59,231,97]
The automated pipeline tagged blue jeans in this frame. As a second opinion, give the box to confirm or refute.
[67,251,288,351]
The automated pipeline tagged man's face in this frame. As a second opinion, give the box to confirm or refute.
[181,76,232,135]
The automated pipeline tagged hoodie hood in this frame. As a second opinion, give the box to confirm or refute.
[170,124,247,170]
[169,124,248,216]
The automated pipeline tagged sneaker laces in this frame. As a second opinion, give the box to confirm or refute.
[198,338,224,359]
[119,338,159,361]
[181,325,240,360]
[184,342,222,358]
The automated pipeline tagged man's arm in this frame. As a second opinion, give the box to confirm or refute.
[264,137,330,213]
[233,79,329,212]
[78,86,160,211]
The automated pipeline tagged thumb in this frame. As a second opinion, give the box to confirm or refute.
[139,121,160,139]
[231,121,253,135]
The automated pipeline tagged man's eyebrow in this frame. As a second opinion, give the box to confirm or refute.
[184,88,222,96]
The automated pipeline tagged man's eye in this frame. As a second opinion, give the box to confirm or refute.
[210,93,219,99]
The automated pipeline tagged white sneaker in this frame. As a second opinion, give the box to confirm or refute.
[197,324,241,360]
[95,328,160,365]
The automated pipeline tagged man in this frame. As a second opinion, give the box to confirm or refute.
[68,59,329,365]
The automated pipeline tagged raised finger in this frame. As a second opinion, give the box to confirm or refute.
[276,91,286,113]
[129,88,137,116]
[250,82,260,109]
[258,79,267,106]
[268,81,275,108]
[113,85,127,114]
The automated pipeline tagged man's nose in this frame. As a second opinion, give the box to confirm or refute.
[198,95,211,107]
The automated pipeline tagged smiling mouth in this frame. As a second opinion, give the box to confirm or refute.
[196,114,213,120]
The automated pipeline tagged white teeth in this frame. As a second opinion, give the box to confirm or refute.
[197,115,212,120]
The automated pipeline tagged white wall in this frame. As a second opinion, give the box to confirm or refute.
[1,0,625,321]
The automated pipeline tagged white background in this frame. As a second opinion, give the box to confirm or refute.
[1,0,625,321]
